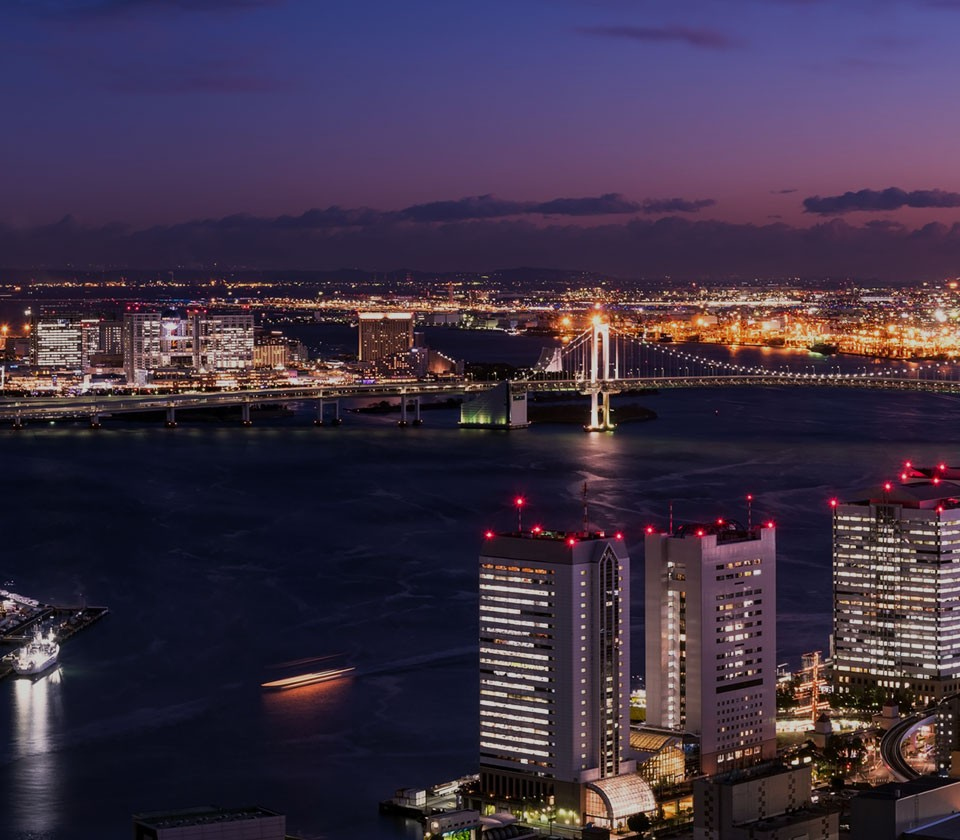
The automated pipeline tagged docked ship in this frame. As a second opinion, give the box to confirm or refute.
[12,629,59,676]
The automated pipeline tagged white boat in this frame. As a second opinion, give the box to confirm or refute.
[12,629,59,676]
[261,666,355,691]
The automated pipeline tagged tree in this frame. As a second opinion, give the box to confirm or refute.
[627,812,651,836]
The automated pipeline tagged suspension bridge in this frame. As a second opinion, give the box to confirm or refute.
[0,321,957,430]
[521,319,960,430]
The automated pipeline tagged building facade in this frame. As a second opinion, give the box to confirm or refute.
[31,312,83,369]
[694,764,838,840]
[477,528,652,827]
[645,522,778,776]
[832,469,960,706]
[357,312,414,368]
[123,310,254,383]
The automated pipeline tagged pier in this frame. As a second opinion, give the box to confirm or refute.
[0,590,108,679]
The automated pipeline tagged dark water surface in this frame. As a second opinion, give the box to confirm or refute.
[2,336,959,839]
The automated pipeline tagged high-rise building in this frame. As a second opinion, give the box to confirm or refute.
[476,527,654,829]
[123,310,255,383]
[31,312,83,369]
[645,521,777,776]
[357,312,414,368]
[193,311,254,371]
[832,467,960,706]
[123,311,164,384]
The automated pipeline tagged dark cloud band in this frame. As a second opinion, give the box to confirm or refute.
[642,198,716,214]
[804,187,960,214]
[5,213,960,282]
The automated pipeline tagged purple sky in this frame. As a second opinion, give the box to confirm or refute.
[4,0,960,277]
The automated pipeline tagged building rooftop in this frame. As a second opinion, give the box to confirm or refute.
[700,761,796,787]
[846,479,960,510]
[629,727,687,753]
[841,464,960,509]
[483,528,625,546]
[133,806,282,830]
[670,519,769,542]
[906,812,960,839]
[746,802,841,831]
[855,776,960,801]
[481,529,628,564]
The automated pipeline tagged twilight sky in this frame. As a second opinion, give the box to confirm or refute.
[4,0,960,278]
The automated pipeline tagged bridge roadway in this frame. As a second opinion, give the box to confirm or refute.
[0,372,957,423]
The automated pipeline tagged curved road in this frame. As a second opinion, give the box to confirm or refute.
[880,709,938,782]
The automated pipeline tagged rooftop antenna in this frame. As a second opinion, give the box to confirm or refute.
[669,500,674,535]
[746,494,753,530]
[582,482,589,533]
[515,496,525,533]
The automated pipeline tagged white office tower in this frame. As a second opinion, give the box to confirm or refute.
[31,312,83,369]
[645,521,777,777]
[832,466,960,707]
[478,528,654,830]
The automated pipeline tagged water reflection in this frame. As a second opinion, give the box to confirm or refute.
[11,667,63,835]
[261,674,353,742]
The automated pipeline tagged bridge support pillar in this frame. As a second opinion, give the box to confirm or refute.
[89,411,101,430]
[585,389,616,432]
[601,390,615,430]
[398,395,408,427]
[412,396,423,426]
[587,389,601,431]
[314,399,342,427]
[241,403,252,426]
[165,407,177,429]
[12,412,23,431]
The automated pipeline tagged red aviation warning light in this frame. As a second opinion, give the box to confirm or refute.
[614,532,624,540]
[484,530,494,539]
[567,537,577,547]
[884,482,892,492]
[531,525,542,534]
[829,498,838,508]
[765,521,775,528]
[940,463,947,471]
[514,496,525,532]
[934,476,942,485]
[645,525,655,535]
[696,529,705,537]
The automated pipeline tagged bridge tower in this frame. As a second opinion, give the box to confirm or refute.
[585,318,616,431]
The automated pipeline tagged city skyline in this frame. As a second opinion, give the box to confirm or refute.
[5,1,960,277]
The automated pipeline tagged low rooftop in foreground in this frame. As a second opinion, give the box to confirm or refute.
[133,805,283,831]
[854,776,960,801]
